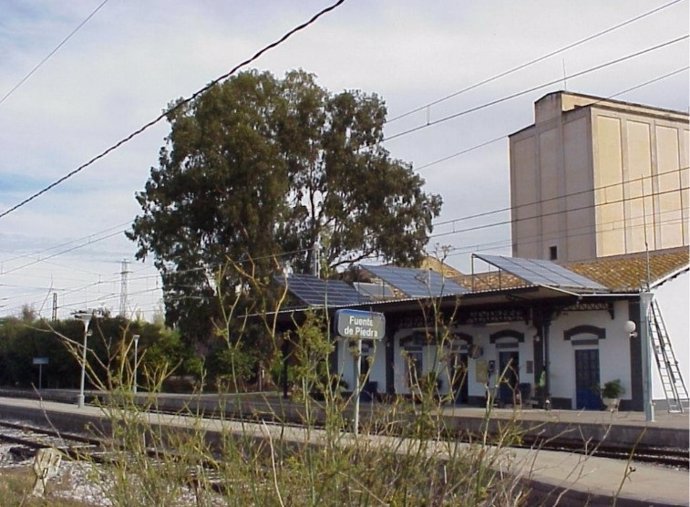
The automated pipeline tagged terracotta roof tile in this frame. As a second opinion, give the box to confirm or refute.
[423,247,689,293]
[563,247,689,292]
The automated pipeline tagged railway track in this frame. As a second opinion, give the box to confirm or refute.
[0,420,229,494]
[519,435,689,469]
[0,420,101,463]
[1,410,687,471]
[157,408,690,469]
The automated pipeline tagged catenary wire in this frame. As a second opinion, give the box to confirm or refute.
[430,186,689,240]
[384,35,688,142]
[28,211,686,318]
[2,53,687,312]
[7,196,687,315]
[2,166,686,308]
[386,0,685,123]
[0,221,131,265]
[438,210,688,263]
[0,0,111,108]
[0,0,347,221]
[0,4,679,221]
[415,65,689,172]
[3,68,682,280]
[1,22,682,281]
[2,159,685,316]
[433,165,687,229]
[4,63,683,274]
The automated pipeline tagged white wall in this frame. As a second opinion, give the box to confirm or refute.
[474,326,534,397]
[390,302,633,408]
[548,301,632,408]
[392,325,536,400]
[336,337,386,393]
[652,270,690,400]
[334,287,686,409]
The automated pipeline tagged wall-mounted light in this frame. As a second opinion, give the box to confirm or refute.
[624,320,637,338]
[533,333,541,343]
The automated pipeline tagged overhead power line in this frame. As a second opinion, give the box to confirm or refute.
[1,165,685,298]
[7,181,687,314]
[432,165,688,229]
[11,210,686,317]
[0,0,111,108]
[1,230,124,276]
[0,0,347,221]
[4,65,682,282]
[386,0,685,124]
[415,65,689,172]
[440,209,688,260]
[0,220,132,266]
[430,185,689,240]
[384,34,689,142]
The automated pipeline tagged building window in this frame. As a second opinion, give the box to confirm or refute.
[549,245,558,260]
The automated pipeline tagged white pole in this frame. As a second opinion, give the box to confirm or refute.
[133,335,140,394]
[353,338,362,436]
[639,292,655,422]
[76,312,92,408]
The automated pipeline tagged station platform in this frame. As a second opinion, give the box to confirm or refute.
[437,403,689,450]
[0,392,688,506]
[0,387,687,449]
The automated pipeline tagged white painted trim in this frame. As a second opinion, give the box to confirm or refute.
[650,264,690,290]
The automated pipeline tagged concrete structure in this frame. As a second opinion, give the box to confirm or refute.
[509,91,689,262]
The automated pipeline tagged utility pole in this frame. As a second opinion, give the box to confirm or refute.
[119,259,130,318]
[639,291,655,422]
[51,292,58,321]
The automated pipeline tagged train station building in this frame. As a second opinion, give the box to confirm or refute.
[276,91,689,413]
[276,246,688,412]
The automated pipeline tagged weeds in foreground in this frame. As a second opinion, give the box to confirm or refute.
[42,258,569,506]
[74,314,532,506]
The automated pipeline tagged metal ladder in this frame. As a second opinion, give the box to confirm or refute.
[648,299,689,413]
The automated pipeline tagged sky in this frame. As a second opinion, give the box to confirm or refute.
[0,0,688,321]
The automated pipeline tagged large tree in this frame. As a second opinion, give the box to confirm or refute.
[128,70,442,341]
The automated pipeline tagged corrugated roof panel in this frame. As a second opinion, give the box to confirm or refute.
[474,254,608,291]
[362,265,468,297]
[276,274,369,307]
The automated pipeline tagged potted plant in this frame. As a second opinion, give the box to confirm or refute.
[599,379,625,411]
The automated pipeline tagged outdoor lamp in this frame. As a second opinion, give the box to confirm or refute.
[624,320,637,338]
[74,311,93,408]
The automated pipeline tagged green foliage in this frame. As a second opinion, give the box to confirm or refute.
[182,356,205,379]
[127,69,442,344]
[0,317,76,388]
[292,312,335,397]
[600,379,625,398]
[0,315,185,391]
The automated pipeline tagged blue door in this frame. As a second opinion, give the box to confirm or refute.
[498,351,520,405]
[575,349,602,410]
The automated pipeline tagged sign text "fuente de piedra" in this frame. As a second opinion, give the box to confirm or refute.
[335,309,385,340]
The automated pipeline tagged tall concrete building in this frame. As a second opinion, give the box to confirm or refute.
[509,91,689,262]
